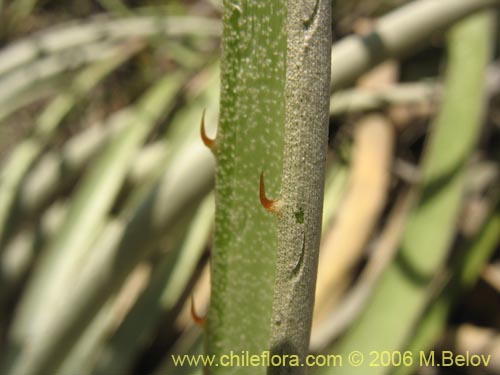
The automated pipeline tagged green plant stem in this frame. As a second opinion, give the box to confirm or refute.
[267,1,331,373]
[206,1,286,374]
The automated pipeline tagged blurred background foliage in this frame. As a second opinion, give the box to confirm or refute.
[0,0,499,374]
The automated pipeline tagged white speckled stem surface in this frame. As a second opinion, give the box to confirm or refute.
[206,1,286,374]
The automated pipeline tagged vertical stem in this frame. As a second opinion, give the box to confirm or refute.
[206,1,286,374]
[268,0,331,373]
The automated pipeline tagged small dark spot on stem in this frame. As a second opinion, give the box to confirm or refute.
[294,208,304,224]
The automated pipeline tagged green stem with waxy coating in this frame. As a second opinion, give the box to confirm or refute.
[206,1,286,374]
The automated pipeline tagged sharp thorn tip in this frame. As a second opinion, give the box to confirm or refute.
[200,110,215,150]
[260,171,279,213]
[190,295,206,327]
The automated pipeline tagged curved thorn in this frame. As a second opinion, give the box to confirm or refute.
[200,109,215,150]
[260,171,279,213]
[190,295,206,327]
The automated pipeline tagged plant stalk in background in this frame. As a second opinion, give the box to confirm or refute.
[319,9,493,375]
